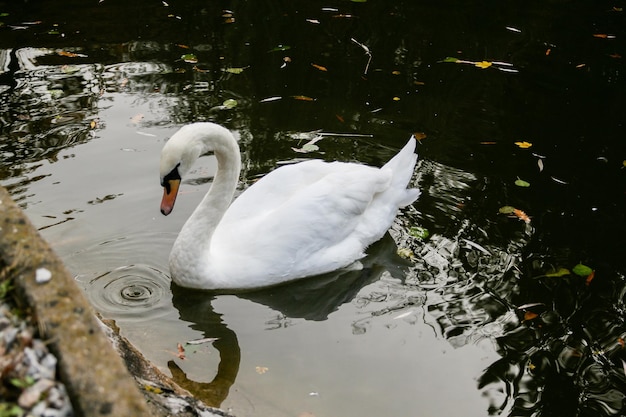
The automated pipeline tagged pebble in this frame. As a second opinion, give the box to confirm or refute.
[0,297,74,416]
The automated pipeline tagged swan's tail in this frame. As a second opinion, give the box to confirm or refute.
[383,136,420,207]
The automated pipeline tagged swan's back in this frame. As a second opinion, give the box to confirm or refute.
[209,138,420,289]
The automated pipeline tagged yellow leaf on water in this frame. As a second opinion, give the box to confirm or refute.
[474,61,492,69]
[514,141,533,149]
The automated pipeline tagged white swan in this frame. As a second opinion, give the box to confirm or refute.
[160,122,420,290]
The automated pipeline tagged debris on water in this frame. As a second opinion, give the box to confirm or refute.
[186,337,219,345]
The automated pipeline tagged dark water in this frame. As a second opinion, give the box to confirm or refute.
[1,1,625,416]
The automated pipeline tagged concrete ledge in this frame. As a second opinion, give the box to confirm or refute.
[0,185,152,416]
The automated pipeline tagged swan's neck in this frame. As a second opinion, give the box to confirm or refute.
[171,130,241,279]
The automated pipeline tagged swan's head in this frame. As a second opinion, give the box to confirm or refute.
[160,123,239,216]
[159,125,207,216]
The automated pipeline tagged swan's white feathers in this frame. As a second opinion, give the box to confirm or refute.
[212,161,393,281]
[160,123,420,290]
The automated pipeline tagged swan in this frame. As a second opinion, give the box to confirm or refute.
[160,122,420,290]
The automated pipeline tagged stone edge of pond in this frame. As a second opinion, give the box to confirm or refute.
[0,186,235,417]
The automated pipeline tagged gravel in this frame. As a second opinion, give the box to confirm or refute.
[0,297,74,417]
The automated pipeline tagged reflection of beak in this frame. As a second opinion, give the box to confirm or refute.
[161,179,181,216]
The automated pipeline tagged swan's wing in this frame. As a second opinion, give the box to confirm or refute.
[212,161,394,277]
[221,160,348,222]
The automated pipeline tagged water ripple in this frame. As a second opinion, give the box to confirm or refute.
[67,232,174,323]
[87,264,171,321]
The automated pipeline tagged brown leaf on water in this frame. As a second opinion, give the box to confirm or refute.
[177,343,186,360]
[292,95,315,101]
[585,270,595,286]
[58,50,87,58]
[524,311,539,321]
[311,63,328,72]
[593,33,616,39]
[413,132,427,141]
[513,208,531,224]
[130,113,144,124]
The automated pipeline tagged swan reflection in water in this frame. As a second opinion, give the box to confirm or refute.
[168,233,410,406]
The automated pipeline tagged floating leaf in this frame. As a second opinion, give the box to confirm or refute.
[292,143,320,153]
[268,45,291,53]
[222,99,237,109]
[292,95,315,101]
[524,311,539,321]
[397,247,414,259]
[515,141,533,149]
[130,113,144,124]
[474,61,493,69]
[255,366,269,374]
[545,268,570,277]
[224,67,248,74]
[498,206,516,214]
[186,337,219,345]
[176,342,186,359]
[593,33,616,39]
[513,208,531,223]
[440,56,460,63]
[311,63,328,72]
[572,263,593,277]
[413,132,427,141]
[392,96,401,101]
[409,226,430,240]
[259,96,282,103]
[538,159,544,172]
[181,53,198,63]
[58,50,87,58]
[585,270,595,286]
[515,177,531,187]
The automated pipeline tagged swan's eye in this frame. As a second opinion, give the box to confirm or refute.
[161,164,181,192]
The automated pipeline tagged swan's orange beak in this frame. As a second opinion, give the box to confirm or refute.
[161,179,180,216]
